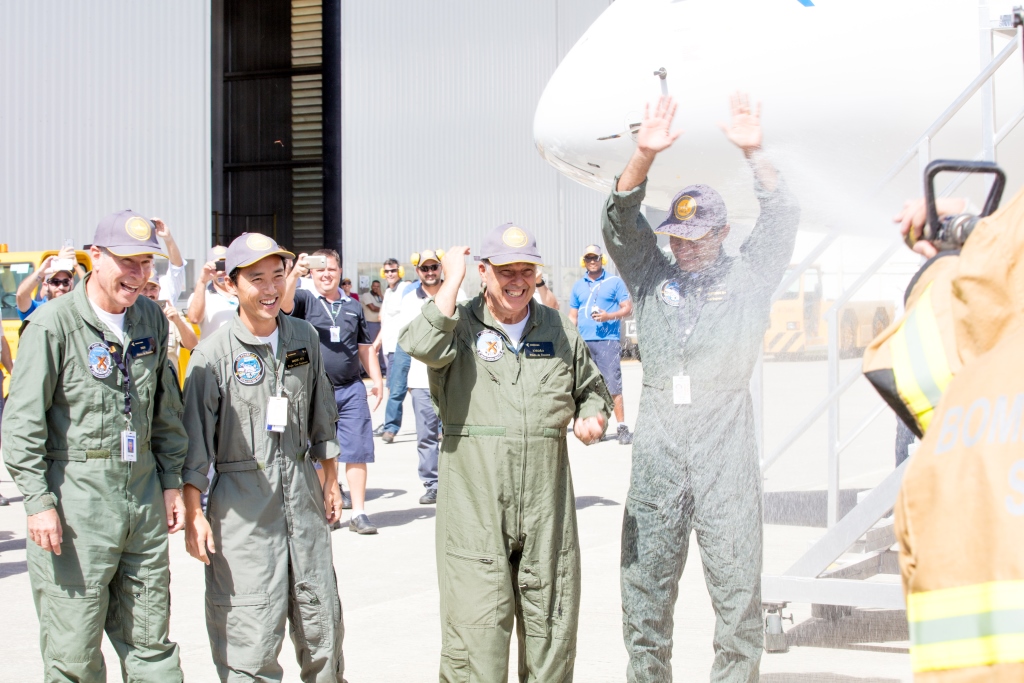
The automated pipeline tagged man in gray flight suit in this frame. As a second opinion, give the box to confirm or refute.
[181,233,346,682]
[400,225,612,682]
[607,94,800,682]
[2,210,188,682]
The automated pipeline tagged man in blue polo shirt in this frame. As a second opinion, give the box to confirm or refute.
[569,244,634,445]
[285,248,383,535]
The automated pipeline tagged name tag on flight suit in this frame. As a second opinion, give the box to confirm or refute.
[523,342,555,358]
[673,375,692,405]
[266,397,288,433]
[285,348,311,369]
[127,337,157,358]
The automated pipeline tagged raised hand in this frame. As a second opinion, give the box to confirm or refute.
[152,217,170,240]
[718,91,762,155]
[636,95,683,156]
[441,246,470,287]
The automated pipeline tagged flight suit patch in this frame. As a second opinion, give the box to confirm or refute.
[657,279,681,307]
[128,337,157,358]
[476,330,504,362]
[285,348,311,369]
[523,342,555,358]
[233,351,265,385]
[88,342,114,379]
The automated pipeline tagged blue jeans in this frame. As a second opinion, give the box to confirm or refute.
[383,345,410,433]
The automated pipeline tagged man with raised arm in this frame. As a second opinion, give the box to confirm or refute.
[399,225,611,682]
[607,93,800,682]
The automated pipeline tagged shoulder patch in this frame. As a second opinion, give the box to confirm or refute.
[233,351,265,385]
[476,330,504,362]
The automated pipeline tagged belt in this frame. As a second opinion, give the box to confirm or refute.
[442,425,563,439]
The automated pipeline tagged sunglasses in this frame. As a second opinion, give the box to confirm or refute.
[47,277,72,287]
[383,268,399,274]
[583,255,601,262]
[418,264,440,273]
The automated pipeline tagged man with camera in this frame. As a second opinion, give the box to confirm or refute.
[187,244,236,338]
[16,246,77,319]
[285,249,383,535]
[605,93,799,681]
[569,244,633,445]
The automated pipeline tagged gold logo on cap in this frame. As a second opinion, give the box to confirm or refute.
[125,217,151,241]
[246,234,273,251]
[213,246,227,256]
[674,196,697,221]
[502,227,528,248]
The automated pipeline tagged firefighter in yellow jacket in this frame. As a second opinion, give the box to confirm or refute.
[895,185,1024,680]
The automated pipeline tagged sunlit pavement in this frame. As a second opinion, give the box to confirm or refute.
[0,359,911,681]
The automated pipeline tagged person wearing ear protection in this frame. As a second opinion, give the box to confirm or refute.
[569,244,633,445]
[607,93,800,682]
[371,258,410,439]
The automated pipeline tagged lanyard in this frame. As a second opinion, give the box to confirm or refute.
[105,341,132,424]
[318,297,342,325]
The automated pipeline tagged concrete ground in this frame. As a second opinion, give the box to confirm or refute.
[0,358,911,682]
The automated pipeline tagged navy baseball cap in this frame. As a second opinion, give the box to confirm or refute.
[655,185,728,240]
[92,210,168,257]
[478,223,544,266]
[224,233,295,273]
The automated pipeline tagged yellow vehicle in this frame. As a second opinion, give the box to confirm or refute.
[1,245,93,392]
[764,265,894,359]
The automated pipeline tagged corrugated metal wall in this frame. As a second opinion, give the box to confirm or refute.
[0,1,211,270]
[341,0,613,303]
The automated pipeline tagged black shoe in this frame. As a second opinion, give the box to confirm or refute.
[341,490,352,510]
[372,424,386,437]
[350,514,378,535]
[0,494,8,507]
[617,424,633,445]
[381,431,395,444]
[419,488,437,505]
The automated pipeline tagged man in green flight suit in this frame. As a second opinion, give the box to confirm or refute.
[2,210,189,682]
[399,224,612,682]
[607,94,800,682]
[181,233,346,682]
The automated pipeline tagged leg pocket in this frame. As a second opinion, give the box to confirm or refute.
[209,593,274,669]
[444,547,500,627]
[105,564,150,647]
[290,581,327,650]
[439,649,471,683]
[552,548,581,641]
[43,584,105,663]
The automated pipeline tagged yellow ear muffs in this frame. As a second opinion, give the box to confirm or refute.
[580,253,609,268]
[380,264,406,279]
[410,252,421,267]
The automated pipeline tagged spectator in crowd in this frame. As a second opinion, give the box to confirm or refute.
[395,249,467,505]
[16,246,76,319]
[187,245,236,338]
[341,278,359,301]
[534,268,560,309]
[569,244,634,445]
[141,270,198,379]
[363,279,385,374]
[285,248,383,535]
[372,258,411,438]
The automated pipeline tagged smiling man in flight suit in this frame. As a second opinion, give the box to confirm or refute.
[400,224,612,682]
[2,210,188,682]
[181,233,346,682]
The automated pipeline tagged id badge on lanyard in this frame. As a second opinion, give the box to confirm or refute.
[105,341,137,461]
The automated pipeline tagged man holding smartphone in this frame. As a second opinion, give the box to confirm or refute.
[15,245,77,320]
[569,244,633,445]
[187,245,237,338]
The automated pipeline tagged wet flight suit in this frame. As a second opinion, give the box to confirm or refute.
[605,175,799,682]
[181,312,345,682]
[400,295,612,682]
[2,276,188,682]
